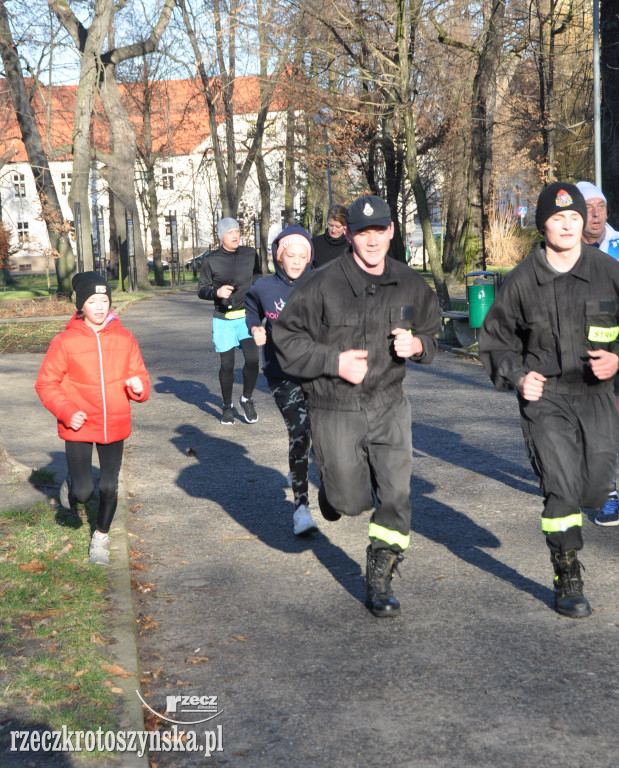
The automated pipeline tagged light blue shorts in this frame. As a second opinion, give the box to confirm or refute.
[212,315,252,353]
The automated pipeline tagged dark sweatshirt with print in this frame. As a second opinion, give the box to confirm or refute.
[244,225,314,383]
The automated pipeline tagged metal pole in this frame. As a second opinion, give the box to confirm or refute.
[170,212,179,286]
[593,0,602,188]
[126,208,135,292]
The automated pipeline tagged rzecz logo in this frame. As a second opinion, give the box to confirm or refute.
[136,691,223,725]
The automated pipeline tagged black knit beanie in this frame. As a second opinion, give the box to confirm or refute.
[72,271,112,311]
[535,182,587,233]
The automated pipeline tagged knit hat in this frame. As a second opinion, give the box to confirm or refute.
[72,271,112,311]
[346,195,392,233]
[276,233,312,262]
[535,182,587,232]
[217,217,240,241]
[576,181,607,204]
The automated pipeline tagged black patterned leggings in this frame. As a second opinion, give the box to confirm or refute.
[269,379,311,510]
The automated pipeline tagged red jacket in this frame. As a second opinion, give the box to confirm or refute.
[35,314,150,444]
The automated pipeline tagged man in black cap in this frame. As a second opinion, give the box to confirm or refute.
[478,182,619,618]
[272,194,441,618]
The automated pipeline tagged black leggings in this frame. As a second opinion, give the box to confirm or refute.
[219,337,260,407]
[65,440,124,534]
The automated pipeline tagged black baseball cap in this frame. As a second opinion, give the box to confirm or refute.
[346,195,392,233]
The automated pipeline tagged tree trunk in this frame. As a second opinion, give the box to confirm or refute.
[255,147,271,273]
[467,0,505,268]
[601,0,619,222]
[99,62,149,290]
[0,431,30,481]
[139,70,165,286]
[399,0,450,310]
[284,103,295,224]
[0,0,75,295]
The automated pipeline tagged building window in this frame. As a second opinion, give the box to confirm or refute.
[164,214,173,237]
[61,172,72,196]
[13,173,25,198]
[17,221,29,243]
[162,167,174,190]
[278,161,284,186]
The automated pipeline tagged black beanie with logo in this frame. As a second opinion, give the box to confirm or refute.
[535,182,587,233]
[72,271,112,311]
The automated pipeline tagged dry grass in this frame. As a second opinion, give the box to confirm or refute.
[0,296,74,319]
[485,202,540,267]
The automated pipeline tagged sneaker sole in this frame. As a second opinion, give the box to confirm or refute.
[365,599,401,618]
[294,522,318,536]
[594,515,619,527]
[241,414,258,424]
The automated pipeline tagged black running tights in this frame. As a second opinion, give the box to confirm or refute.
[218,338,259,407]
[65,440,124,534]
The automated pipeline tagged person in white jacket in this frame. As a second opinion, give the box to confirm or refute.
[577,181,619,526]
[576,181,619,257]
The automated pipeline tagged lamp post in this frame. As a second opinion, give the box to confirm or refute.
[314,108,333,209]
[188,208,197,277]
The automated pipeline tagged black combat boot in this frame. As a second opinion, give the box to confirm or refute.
[552,550,592,618]
[365,545,404,618]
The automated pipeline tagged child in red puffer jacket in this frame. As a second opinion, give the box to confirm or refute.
[35,272,150,564]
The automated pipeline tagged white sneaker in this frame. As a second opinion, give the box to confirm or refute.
[293,505,318,536]
[89,532,110,565]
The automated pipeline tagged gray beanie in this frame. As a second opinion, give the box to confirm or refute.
[217,218,240,241]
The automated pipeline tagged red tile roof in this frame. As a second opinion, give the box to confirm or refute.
[0,75,286,163]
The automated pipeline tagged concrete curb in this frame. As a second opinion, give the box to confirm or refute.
[106,467,150,767]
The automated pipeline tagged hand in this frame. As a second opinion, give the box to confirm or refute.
[338,349,368,384]
[126,377,144,395]
[391,327,423,358]
[216,285,234,299]
[69,411,87,431]
[518,371,547,401]
[588,349,619,380]
[252,326,267,346]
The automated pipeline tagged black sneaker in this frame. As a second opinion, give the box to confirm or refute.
[221,406,235,425]
[239,397,258,423]
[594,494,619,526]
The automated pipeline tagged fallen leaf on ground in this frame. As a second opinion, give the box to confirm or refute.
[18,560,46,573]
[101,663,132,677]
[186,655,209,664]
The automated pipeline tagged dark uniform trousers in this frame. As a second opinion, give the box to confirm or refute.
[310,395,413,552]
[519,389,619,554]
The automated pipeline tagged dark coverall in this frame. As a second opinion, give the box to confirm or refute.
[478,243,619,554]
[272,251,441,552]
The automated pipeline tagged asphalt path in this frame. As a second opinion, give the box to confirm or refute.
[118,290,619,768]
[4,289,616,767]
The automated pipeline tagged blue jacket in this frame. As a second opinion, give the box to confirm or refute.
[245,225,313,383]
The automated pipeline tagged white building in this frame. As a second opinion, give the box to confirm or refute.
[0,76,296,274]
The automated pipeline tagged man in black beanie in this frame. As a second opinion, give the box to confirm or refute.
[478,181,619,618]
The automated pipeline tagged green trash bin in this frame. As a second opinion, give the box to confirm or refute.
[466,271,498,328]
